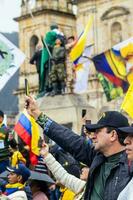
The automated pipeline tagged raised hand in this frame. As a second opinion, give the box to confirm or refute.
[25,95,41,120]
[40,142,49,158]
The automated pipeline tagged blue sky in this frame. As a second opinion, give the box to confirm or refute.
[0,0,21,32]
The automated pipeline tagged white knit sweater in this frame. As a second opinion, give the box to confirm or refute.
[44,153,86,194]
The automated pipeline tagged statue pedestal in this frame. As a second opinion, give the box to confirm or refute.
[37,93,97,133]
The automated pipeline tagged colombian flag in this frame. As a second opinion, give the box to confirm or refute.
[14,110,40,165]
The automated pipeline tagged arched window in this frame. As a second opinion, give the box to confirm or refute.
[30,35,39,57]
[111,22,122,46]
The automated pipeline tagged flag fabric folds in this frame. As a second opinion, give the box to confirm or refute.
[113,37,133,84]
[92,50,129,93]
[73,45,93,93]
[97,73,123,101]
[121,82,133,119]
[14,110,40,165]
[70,15,93,63]
[74,62,90,94]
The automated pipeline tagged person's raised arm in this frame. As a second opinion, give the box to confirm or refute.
[40,143,86,194]
[25,96,95,166]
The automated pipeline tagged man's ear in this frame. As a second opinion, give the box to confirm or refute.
[17,175,23,183]
[110,130,118,142]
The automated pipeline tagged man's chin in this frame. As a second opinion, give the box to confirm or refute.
[127,155,133,161]
[93,143,98,150]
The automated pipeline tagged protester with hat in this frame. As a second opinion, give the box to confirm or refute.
[3,164,31,200]
[25,96,132,200]
[117,124,133,200]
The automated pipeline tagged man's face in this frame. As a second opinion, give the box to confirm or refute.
[91,127,112,153]
[8,172,21,184]
[124,135,133,161]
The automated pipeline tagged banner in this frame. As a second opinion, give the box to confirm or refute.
[0,33,25,91]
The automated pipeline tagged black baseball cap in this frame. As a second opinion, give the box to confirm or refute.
[85,111,129,132]
[118,124,133,135]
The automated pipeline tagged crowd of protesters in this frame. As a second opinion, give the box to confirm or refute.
[0,108,89,200]
[1,23,133,200]
[1,93,133,199]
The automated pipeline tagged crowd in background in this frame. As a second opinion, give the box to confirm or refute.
[0,108,92,200]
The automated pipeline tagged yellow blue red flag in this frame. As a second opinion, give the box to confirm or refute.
[14,110,40,165]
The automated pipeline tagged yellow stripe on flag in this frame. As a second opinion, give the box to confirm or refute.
[23,110,40,156]
[121,82,133,118]
[120,43,133,58]
[70,15,93,62]
[30,115,40,156]
[105,50,126,80]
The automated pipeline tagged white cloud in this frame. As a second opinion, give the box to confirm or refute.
[0,0,21,33]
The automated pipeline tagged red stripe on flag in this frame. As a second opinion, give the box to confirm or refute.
[30,151,38,165]
[14,122,31,146]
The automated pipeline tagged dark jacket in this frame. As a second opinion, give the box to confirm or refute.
[30,50,42,73]
[44,121,133,200]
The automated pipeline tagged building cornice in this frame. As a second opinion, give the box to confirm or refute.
[14,7,76,22]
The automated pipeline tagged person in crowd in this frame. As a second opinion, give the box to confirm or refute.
[48,183,61,200]
[65,36,76,93]
[50,143,80,178]
[1,164,31,200]
[0,110,6,128]
[40,143,89,200]
[9,138,26,167]
[25,96,133,200]
[39,23,61,97]
[30,180,49,200]
[30,44,42,93]
[0,110,11,173]
[49,37,66,96]
[116,124,133,200]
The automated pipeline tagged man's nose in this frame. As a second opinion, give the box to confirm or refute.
[91,132,97,139]
[124,136,130,144]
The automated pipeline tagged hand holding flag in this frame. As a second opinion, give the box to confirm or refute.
[25,95,42,120]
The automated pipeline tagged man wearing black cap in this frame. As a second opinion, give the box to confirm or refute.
[117,125,133,200]
[25,96,132,200]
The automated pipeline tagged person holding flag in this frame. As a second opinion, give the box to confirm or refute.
[14,109,40,166]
